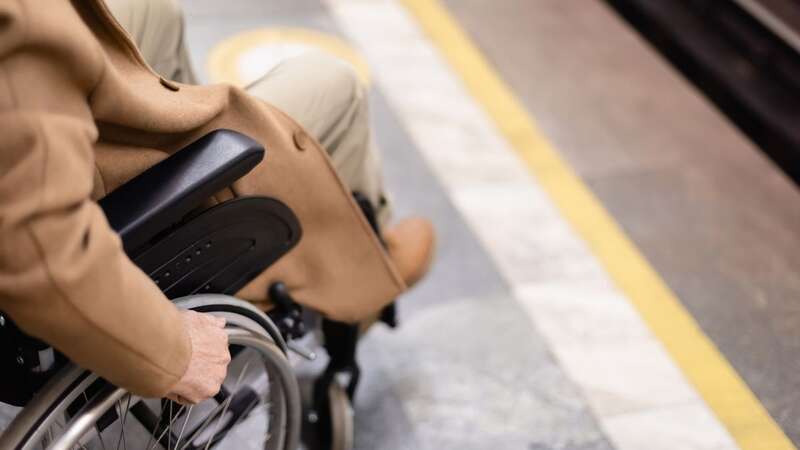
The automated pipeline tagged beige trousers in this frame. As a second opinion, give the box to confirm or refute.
[106,0,391,224]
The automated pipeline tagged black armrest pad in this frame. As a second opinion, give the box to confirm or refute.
[99,129,265,253]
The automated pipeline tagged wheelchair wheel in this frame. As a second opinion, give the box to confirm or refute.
[0,296,301,450]
[327,383,354,450]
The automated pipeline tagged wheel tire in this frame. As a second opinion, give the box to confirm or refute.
[328,383,354,450]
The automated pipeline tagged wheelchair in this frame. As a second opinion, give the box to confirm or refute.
[0,130,396,450]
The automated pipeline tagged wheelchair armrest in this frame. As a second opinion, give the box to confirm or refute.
[99,129,265,253]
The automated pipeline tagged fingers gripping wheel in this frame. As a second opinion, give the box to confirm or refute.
[0,296,302,450]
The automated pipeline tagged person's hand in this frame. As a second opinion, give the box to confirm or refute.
[166,310,230,404]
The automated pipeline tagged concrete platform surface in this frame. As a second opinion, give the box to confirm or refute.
[440,0,800,446]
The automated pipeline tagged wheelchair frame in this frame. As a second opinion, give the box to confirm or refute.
[0,129,395,449]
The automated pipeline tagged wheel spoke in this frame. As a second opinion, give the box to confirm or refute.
[114,394,132,450]
[172,405,194,450]
[182,351,276,448]
[202,359,252,450]
[146,403,187,450]
[144,401,167,450]
[176,394,231,450]
[222,393,266,443]
[186,395,267,450]
[82,391,108,450]
[19,306,298,450]
[203,398,234,450]
[96,418,108,450]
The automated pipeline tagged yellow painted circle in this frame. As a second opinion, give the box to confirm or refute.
[207,28,371,87]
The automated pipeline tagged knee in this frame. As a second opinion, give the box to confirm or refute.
[303,51,368,109]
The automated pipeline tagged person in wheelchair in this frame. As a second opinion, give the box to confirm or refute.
[0,0,434,447]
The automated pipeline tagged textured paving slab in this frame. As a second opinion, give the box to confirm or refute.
[356,295,610,450]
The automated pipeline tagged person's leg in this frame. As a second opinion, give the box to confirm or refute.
[246,52,392,225]
[104,3,434,286]
[250,52,435,286]
[107,1,390,223]
[106,0,197,84]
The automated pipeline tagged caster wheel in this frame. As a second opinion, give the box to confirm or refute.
[328,383,354,450]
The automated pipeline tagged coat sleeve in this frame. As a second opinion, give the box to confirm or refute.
[0,0,191,397]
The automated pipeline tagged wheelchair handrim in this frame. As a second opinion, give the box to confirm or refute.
[0,299,301,450]
[49,332,291,450]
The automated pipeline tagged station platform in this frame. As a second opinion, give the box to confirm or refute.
[183,0,800,448]
[2,1,799,449]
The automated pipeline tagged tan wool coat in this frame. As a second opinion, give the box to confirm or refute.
[0,0,404,397]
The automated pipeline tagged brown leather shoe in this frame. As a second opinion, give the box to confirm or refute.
[383,217,436,289]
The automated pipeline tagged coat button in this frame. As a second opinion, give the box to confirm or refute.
[293,130,311,151]
[159,77,181,91]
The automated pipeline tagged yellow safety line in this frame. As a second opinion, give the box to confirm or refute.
[399,0,795,448]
